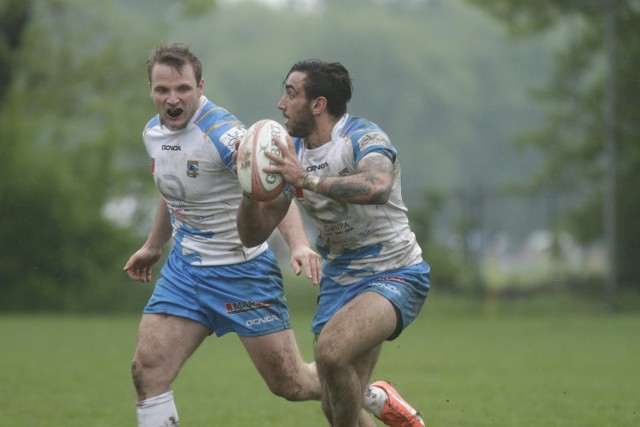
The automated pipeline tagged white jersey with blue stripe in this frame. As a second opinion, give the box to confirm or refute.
[143,96,268,266]
[293,114,423,285]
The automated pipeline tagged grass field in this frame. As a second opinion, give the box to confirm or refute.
[1,288,639,426]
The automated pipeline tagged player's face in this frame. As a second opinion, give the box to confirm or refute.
[150,63,203,131]
[277,71,316,138]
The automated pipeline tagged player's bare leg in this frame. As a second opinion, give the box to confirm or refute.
[132,313,210,426]
[356,410,378,427]
[320,387,377,427]
[315,292,395,426]
[241,329,321,401]
[316,292,425,427]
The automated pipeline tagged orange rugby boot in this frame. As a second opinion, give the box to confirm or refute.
[371,380,425,427]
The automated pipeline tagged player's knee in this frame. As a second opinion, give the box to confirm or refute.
[131,353,174,394]
[131,359,146,395]
[268,381,294,401]
[266,377,306,401]
[315,338,348,374]
[265,363,321,402]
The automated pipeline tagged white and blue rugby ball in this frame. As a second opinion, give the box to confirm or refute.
[237,119,287,201]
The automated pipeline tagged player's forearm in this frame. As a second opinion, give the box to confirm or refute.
[300,153,393,205]
[277,201,310,252]
[301,172,391,205]
[143,197,173,252]
[237,193,288,247]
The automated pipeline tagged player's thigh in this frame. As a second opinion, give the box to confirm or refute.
[239,329,310,382]
[317,292,396,366]
[135,313,210,370]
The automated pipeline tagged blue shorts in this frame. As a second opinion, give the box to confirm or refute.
[144,249,291,337]
[311,261,430,340]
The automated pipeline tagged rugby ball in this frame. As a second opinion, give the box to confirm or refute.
[237,119,287,201]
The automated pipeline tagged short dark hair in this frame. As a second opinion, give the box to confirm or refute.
[146,43,203,84]
[284,59,353,117]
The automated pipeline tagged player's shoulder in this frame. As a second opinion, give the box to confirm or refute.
[339,115,386,141]
[197,99,247,155]
[339,115,391,153]
[143,115,160,136]
[194,98,244,135]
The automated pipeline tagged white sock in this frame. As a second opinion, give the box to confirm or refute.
[136,390,179,427]
[363,385,388,418]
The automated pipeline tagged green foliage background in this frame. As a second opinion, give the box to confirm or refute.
[468,0,640,286]
[1,0,638,312]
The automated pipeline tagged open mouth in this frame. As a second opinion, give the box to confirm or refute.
[167,108,183,118]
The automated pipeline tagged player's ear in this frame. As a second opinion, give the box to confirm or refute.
[197,79,205,95]
[311,96,327,115]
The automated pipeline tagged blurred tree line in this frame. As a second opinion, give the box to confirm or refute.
[0,0,637,313]
[468,0,640,301]
[0,0,147,311]
[0,0,215,311]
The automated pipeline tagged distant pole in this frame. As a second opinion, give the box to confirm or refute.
[603,0,617,312]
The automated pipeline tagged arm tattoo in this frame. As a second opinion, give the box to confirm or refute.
[329,154,393,202]
[329,180,369,199]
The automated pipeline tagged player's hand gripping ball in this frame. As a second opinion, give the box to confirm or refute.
[237,119,287,201]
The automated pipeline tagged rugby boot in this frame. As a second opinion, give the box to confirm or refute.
[371,380,425,427]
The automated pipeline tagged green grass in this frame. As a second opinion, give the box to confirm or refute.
[1,289,639,426]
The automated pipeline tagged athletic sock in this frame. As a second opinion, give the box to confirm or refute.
[363,385,388,418]
[136,390,180,427]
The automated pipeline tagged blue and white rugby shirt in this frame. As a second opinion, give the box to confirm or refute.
[143,96,268,266]
[293,114,423,286]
